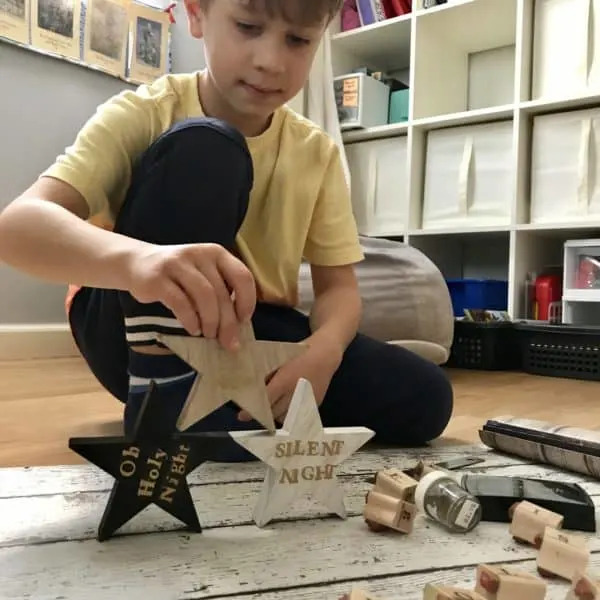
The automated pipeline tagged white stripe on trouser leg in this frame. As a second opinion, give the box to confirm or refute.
[124,316,187,329]
[129,372,196,387]
[126,331,161,343]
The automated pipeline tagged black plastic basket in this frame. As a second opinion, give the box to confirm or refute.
[446,320,520,370]
[514,322,600,381]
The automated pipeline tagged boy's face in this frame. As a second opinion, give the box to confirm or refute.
[186,0,327,125]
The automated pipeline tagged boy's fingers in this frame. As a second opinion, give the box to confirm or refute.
[161,278,201,336]
[266,367,292,406]
[217,251,256,322]
[202,264,240,351]
[272,395,290,423]
[177,265,221,338]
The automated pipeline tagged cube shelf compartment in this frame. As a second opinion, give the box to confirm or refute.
[563,239,600,326]
[412,0,518,120]
[531,0,600,101]
[330,0,600,320]
[530,107,600,225]
[421,119,514,230]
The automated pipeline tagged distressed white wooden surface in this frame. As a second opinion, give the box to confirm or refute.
[2,463,598,548]
[1,444,598,600]
[2,511,599,599]
[220,556,600,600]
[0,445,525,498]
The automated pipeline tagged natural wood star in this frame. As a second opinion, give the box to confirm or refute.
[157,323,306,432]
[230,377,375,527]
[68,382,234,541]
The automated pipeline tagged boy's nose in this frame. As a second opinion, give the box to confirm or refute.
[253,40,286,74]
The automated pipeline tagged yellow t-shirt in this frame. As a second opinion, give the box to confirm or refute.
[42,71,364,306]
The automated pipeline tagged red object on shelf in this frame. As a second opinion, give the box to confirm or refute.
[534,273,562,321]
[395,0,412,13]
[576,255,600,289]
[382,0,411,16]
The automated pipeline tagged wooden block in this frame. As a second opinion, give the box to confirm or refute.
[157,323,306,432]
[423,583,486,599]
[414,460,439,480]
[566,570,600,599]
[536,526,589,580]
[363,489,417,533]
[230,378,375,527]
[474,563,547,600]
[509,500,564,548]
[373,468,418,502]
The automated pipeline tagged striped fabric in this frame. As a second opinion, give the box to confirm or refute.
[124,315,189,347]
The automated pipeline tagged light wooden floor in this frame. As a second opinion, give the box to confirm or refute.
[1,355,598,468]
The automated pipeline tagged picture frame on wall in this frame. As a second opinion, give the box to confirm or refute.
[83,0,129,78]
[128,0,169,84]
[0,0,30,45]
[30,0,82,60]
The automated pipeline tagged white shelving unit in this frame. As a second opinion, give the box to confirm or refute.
[329,0,600,320]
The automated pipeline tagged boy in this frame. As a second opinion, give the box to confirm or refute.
[0,0,452,461]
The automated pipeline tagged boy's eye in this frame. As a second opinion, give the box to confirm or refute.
[236,21,260,33]
[288,35,310,46]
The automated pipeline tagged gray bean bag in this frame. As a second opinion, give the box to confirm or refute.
[297,237,454,365]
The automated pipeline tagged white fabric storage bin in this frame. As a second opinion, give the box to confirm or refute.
[346,136,408,236]
[532,0,600,100]
[530,107,600,224]
[421,120,514,229]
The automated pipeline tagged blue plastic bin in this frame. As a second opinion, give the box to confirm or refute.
[445,279,508,317]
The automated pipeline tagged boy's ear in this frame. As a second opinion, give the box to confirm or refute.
[183,0,204,38]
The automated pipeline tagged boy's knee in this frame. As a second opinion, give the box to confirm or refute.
[144,117,252,181]
[156,117,249,157]
[419,364,454,443]
[378,346,454,445]
[114,116,253,246]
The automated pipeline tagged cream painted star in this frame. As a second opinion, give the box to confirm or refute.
[157,323,306,432]
[230,377,375,527]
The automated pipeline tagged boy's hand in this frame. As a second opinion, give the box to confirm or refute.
[238,338,343,424]
[127,242,256,351]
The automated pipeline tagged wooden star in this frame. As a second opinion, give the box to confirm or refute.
[68,382,234,541]
[157,323,306,432]
[230,377,375,527]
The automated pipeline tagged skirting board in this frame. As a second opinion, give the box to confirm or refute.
[0,324,79,361]
[0,324,451,364]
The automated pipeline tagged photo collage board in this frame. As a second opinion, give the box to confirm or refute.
[0,0,172,84]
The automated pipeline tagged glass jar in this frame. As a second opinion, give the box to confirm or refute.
[415,470,482,533]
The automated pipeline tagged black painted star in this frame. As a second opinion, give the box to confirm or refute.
[69,381,233,541]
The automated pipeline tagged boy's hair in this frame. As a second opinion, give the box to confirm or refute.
[199,0,343,27]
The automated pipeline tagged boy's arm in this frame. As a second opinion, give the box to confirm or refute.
[303,142,364,357]
[257,142,363,420]
[306,262,362,358]
[0,177,149,291]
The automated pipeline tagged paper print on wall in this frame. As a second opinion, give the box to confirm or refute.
[128,1,169,84]
[0,0,30,45]
[83,0,129,78]
[31,0,81,60]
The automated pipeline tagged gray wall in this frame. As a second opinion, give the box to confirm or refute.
[0,5,206,325]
